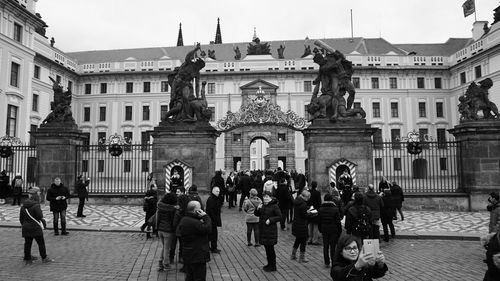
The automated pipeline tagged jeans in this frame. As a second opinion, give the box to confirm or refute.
[170,236,182,261]
[293,236,307,252]
[77,197,86,216]
[158,231,174,267]
[246,222,260,244]
[53,210,67,232]
[264,245,276,267]
[381,218,396,241]
[24,236,47,260]
[209,226,218,250]
[184,263,207,281]
[12,195,21,205]
[308,223,320,243]
[322,233,338,265]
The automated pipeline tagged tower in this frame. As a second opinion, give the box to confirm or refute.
[177,23,183,47]
[214,18,222,44]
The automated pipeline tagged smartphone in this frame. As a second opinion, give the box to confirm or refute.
[363,239,380,256]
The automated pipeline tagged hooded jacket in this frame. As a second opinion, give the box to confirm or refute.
[292,196,312,238]
[243,195,262,223]
[157,201,177,233]
[178,212,212,264]
[318,201,342,236]
[254,198,282,245]
[19,199,44,237]
[363,190,384,221]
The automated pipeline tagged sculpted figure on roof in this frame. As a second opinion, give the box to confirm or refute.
[307,40,365,122]
[247,37,271,55]
[42,77,75,125]
[277,44,285,59]
[163,43,211,122]
[458,78,499,121]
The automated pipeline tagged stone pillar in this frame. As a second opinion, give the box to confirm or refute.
[31,123,87,194]
[448,121,500,210]
[303,120,377,191]
[151,121,220,193]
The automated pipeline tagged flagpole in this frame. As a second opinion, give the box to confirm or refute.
[474,0,477,21]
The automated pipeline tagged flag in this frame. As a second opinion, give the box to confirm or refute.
[462,0,475,18]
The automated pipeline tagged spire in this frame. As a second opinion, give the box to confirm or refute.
[177,23,184,47]
[252,27,257,40]
[214,18,222,44]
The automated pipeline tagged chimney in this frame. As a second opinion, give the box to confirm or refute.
[472,21,488,41]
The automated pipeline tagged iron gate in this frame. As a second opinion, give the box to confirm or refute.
[0,145,37,192]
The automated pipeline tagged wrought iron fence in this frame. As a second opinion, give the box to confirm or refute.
[75,143,152,194]
[372,141,461,193]
[0,145,38,192]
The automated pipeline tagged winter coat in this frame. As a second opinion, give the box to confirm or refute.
[226,176,236,193]
[483,232,500,281]
[46,183,70,212]
[11,176,23,196]
[178,212,212,264]
[292,196,312,238]
[331,255,388,281]
[318,201,342,236]
[295,173,306,191]
[19,199,45,238]
[378,180,390,193]
[381,195,395,223]
[363,190,384,221]
[489,203,500,233]
[143,189,158,213]
[237,174,252,195]
[157,201,177,233]
[75,179,89,199]
[275,183,291,209]
[307,188,322,223]
[254,199,282,245]
[187,191,204,210]
[0,173,9,198]
[263,180,276,196]
[390,184,404,208]
[206,194,222,227]
[210,175,225,191]
[345,205,372,238]
[243,196,262,223]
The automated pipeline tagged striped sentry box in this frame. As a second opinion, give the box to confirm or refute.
[164,159,192,191]
[329,158,357,186]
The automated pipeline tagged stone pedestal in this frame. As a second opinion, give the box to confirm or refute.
[151,121,220,193]
[303,119,377,191]
[31,123,87,193]
[449,121,500,210]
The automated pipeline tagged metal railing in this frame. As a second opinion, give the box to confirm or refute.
[0,145,38,192]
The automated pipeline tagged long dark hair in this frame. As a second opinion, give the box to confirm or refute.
[333,233,362,263]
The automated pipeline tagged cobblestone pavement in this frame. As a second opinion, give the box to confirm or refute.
[0,204,490,281]
[0,201,490,236]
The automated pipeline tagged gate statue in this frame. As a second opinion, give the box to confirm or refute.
[42,77,75,125]
[458,78,499,120]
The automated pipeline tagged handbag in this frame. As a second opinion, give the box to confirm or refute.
[25,208,45,230]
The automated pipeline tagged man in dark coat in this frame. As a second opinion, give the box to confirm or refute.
[275,178,291,230]
[210,170,225,205]
[46,177,70,235]
[380,189,396,242]
[178,201,212,281]
[295,170,306,195]
[318,194,342,267]
[0,170,10,204]
[363,184,384,239]
[238,171,253,211]
[390,181,404,220]
[75,175,90,217]
[307,181,322,245]
[291,190,314,263]
[254,191,282,272]
[206,186,222,253]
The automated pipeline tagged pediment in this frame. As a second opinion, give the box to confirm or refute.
[240,79,278,90]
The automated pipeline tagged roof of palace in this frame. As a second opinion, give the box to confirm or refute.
[66,37,472,64]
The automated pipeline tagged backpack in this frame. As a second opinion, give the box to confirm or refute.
[15,178,23,188]
[350,206,371,238]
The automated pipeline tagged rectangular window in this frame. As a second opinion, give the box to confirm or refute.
[436,102,444,118]
[390,102,399,118]
[99,106,106,122]
[278,133,286,141]
[439,158,447,171]
[124,160,131,173]
[434,77,442,89]
[82,132,90,151]
[126,82,133,93]
[56,75,61,84]
[304,104,311,121]
[68,81,73,92]
[437,128,447,149]
[207,83,216,94]
[391,129,401,149]
[10,62,20,87]
[303,81,312,92]
[34,65,40,79]
[417,77,425,89]
[160,105,169,121]
[372,102,380,118]
[389,77,397,89]
[375,158,382,171]
[13,23,22,42]
[352,77,360,89]
[125,106,133,121]
[371,77,379,89]
[29,124,37,145]
[85,84,92,94]
[100,83,107,94]
[393,158,402,171]
[475,65,482,79]
[418,102,426,117]
[419,128,429,149]
[142,105,150,121]
[141,132,149,151]
[83,107,91,122]
[123,131,133,151]
[252,147,257,155]
[143,81,151,93]
[141,160,150,172]
[97,132,106,151]
[82,160,89,173]
[460,72,466,84]
[6,105,18,136]
[161,81,169,92]
[209,106,215,121]
[98,160,104,172]
[32,94,39,112]
[372,128,383,149]
[233,133,241,142]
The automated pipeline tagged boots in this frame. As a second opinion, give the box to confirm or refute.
[53,221,59,235]
[290,247,298,260]
[61,222,69,235]
[299,252,309,263]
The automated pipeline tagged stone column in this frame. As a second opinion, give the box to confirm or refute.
[151,121,220,193]
[31,123,87,194]
[448,121,500,210]
[303,120,377,191]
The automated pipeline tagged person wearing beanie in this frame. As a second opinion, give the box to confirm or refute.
[318,193,342,267]
[243,188,262,246]
[46,177,70,236]
[345,192,372,239]
[11,172,24,206]
[20,187,53,263]
[254,191,282,272]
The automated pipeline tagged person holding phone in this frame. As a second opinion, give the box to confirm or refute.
[46,177,70,236]
[331,233,388,281]
[75,175,90,217]
[254,191,282,272]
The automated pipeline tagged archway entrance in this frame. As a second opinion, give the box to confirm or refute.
[250,137,270,170]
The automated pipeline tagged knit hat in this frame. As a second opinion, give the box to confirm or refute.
[28,187,40,194]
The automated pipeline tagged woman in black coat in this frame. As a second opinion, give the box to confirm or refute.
[380,190,396,242]
[291,190,314,263]
[254,191,282,272]
[46,177,70,235]
[226,172,237,208]
[389,181,404,220]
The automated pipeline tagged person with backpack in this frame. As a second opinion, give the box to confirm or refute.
[318,193,342,268]
[345,192,372,240]
[363,184,384,240]
[243,188,262,246]
[46,177,70,235]
[11,173,24,206]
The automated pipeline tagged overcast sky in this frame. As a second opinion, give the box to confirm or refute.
[36,0,500,52]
